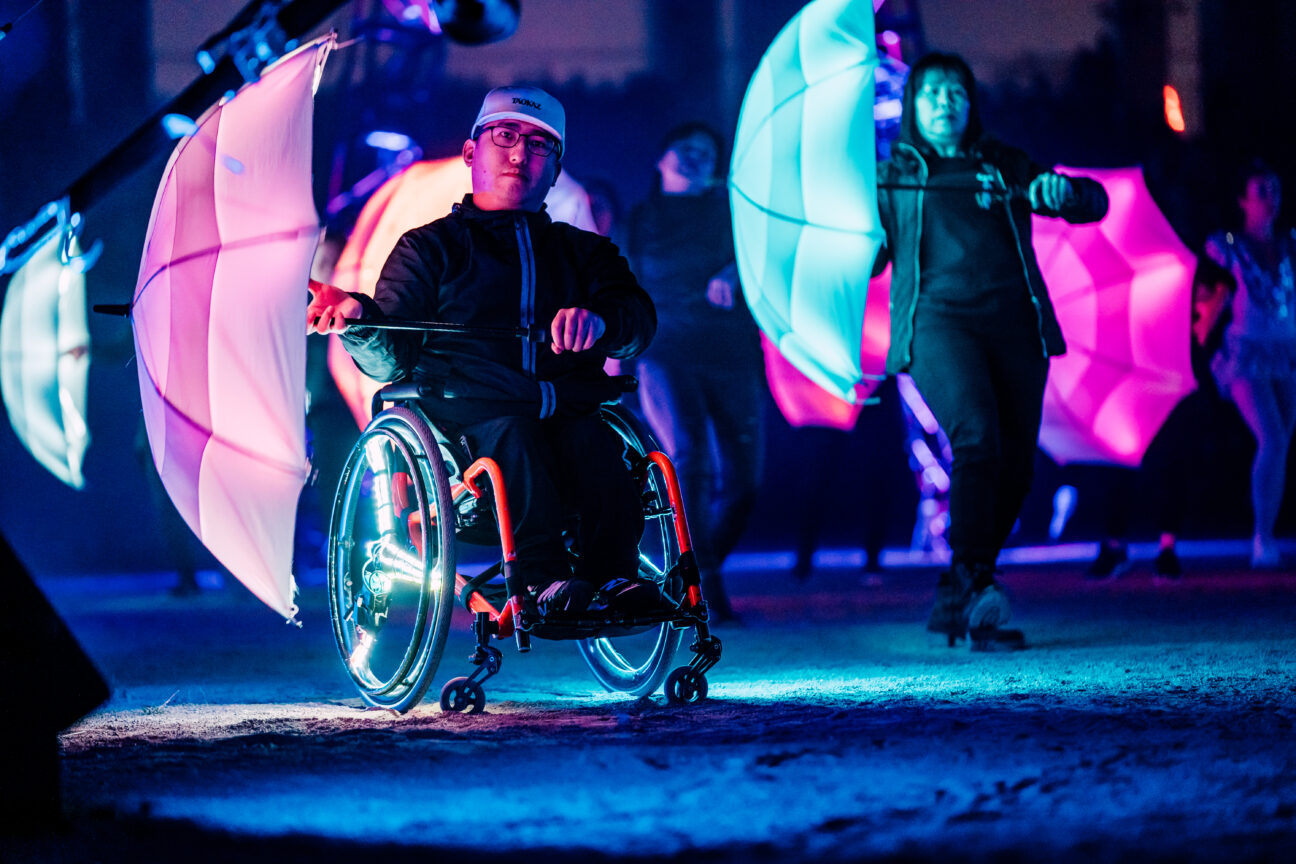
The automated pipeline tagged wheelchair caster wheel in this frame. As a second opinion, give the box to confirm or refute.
[440,677,486,714]
[664,667,707,705]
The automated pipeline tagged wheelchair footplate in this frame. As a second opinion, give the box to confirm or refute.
[525,604,706,641]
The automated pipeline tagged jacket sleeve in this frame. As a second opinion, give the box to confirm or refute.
[339,230,438,382]
[1051,173,1108,224]
[582,235,657,360]
[871,183,893,277]
[1011,149,1108,224]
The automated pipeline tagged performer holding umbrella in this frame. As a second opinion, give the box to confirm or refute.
[872,52,1108,649]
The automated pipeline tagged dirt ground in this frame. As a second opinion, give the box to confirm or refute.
[11,558,1296,863]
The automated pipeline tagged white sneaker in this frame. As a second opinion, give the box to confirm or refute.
[966,583,1012,630]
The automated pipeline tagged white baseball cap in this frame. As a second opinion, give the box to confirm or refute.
[470,85,565,152]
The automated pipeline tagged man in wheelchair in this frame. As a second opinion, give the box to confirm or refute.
[307,85,669,623]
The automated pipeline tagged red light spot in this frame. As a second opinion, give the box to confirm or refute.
[1163,85,1186,134]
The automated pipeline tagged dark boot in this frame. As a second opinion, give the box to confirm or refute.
[926,565,973,638]
[701,568,741,625]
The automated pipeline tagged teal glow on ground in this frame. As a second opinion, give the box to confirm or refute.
[18,553,1296,863]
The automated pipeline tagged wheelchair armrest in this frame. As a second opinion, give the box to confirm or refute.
[372,382,430,416]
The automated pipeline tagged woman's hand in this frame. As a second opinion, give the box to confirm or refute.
[1028,173,1077,212]
[306,279,362,334]
[550,307,606,353]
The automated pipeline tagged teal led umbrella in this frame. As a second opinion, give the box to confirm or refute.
[730,0,885,404]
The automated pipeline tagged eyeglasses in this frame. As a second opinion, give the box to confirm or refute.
[481,125,560,157]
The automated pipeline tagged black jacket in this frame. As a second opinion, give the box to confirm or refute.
[341,195,656,424]
[873,139,1108,374]
[626,189,761,365]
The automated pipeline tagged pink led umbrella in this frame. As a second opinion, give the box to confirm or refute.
[763,266,891,429]
[1033,165,1196,467]
[132,37,335,618]
[326,156,598,428]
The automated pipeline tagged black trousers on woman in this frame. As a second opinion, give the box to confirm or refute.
[905,301,1049,569]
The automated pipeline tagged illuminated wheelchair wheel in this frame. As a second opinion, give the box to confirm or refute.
[328,406,456,713]
[575,405,686,698]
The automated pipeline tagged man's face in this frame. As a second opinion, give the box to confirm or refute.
[657,132,718,194]
[914,68,970,152]
[463,119,561,211]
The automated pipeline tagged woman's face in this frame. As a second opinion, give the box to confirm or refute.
[914,68,970,153]
[1239,173,1282,230]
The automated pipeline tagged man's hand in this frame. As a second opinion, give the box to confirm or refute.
[550,307,606,354]
[1028,172,1076,212]
[307,278,362,335]
[706,275,735,309]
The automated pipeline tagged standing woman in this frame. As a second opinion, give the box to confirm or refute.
[627,123,766,624]
[1205,161,1296,568]
[873,53,1107,646]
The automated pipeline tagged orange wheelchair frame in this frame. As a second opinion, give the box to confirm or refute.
[327,382,723,713]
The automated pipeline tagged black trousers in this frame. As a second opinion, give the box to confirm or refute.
[905,304,1049,568]
[442,413,644,588]
[637,357,765,579]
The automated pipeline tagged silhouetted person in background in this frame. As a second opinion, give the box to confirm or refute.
[627,122,765,624]
[1085,257,1238,581]
[1205,159,1296,568]
[873,52,1108,648]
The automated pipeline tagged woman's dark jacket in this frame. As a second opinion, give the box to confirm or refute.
[873,139,1109,374]
[341,195,656,424]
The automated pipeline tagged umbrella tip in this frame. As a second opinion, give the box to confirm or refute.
[92,303,132,318]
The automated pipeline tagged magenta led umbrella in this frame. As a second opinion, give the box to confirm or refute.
[1033,165,1196,467]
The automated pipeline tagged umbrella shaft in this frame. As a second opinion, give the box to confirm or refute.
[343,318,548,343]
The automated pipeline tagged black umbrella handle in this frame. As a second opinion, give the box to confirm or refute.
[877,180,1028,201]
[342,317,550,343]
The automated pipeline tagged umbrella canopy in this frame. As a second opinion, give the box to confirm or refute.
[1034,165,1196,467]
[729,0,884,404]
[0,226,90,488]
[763,266,891,429]
[132,37,334,618]
[327,156,598,428]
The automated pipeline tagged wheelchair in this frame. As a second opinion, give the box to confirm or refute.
[326,379,723,714]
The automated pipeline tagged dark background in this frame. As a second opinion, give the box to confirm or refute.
[1,0,1292,575]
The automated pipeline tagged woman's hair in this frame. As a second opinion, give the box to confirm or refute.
[897,52,985,154]
[1231,157,1279,199]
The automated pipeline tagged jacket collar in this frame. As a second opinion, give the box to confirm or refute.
[453,194,552,225]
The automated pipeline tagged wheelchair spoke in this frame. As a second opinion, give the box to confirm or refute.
[373,541,437,589]
[348,628,376,676]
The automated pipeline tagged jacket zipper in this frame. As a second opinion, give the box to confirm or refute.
[515,216,537,375]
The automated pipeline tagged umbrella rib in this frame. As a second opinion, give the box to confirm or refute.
[134,327,308,480]
[133,226,319,307]
[729,184,876,236]
[733,58,879,169]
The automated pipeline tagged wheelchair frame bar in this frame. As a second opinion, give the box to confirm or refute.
[639,451,705,611]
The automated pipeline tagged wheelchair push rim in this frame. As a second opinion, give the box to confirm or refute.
[328,407,456,712]
[575,405,685,697]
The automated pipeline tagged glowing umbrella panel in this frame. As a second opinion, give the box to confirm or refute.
[1034,166,1196,466]
[133,38,333,618]
[730,0,884,404]
[0,231,90,488]
[763,267,890,429]
[328,157,598,427]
